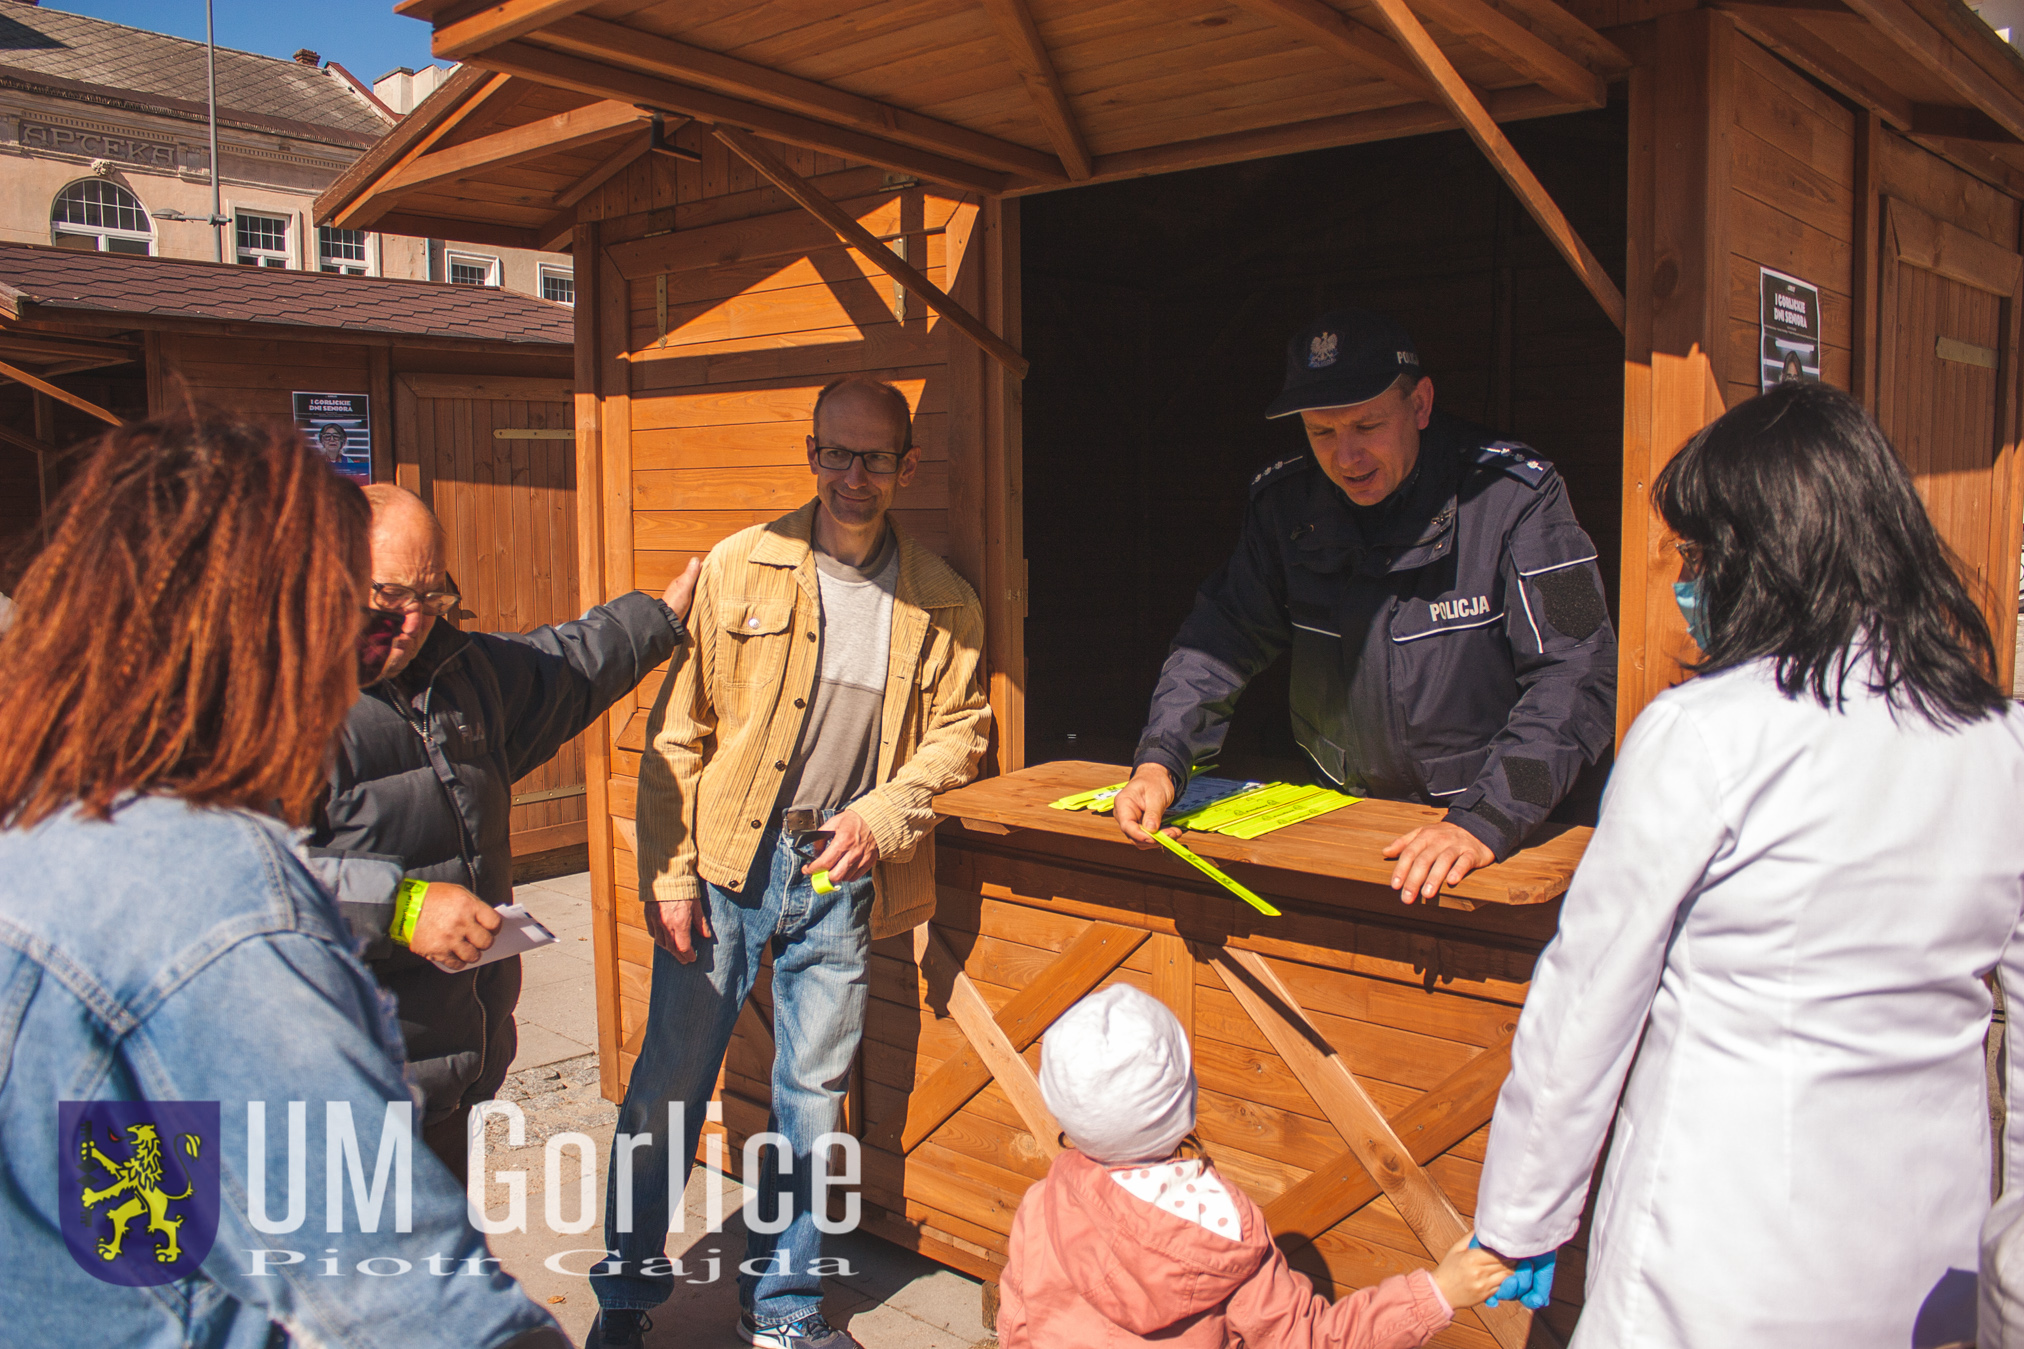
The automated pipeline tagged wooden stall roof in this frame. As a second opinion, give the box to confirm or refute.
[321,0,2024,249]
[0,242,575,356]
[935,760,1590,908]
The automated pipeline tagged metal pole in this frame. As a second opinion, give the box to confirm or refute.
[205,0,221,262]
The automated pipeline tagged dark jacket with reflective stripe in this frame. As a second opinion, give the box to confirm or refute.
[308,590,681,1120]
[1134,411,1616,859]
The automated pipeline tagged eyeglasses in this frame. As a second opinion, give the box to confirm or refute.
[813,445,904,476]
[370,581,460,616]
[1673,540,1704,574]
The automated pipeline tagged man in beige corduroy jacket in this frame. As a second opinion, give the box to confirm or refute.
[588,377,990,1349]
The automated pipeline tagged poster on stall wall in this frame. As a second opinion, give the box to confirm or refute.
[294,391,371,484]
[1760,267,1822,392]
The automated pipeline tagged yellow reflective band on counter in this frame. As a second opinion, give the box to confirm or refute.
[1151,831,1281,917]
[1048,783,1126,811]
[1170,781,1312,832]
[1217,788,1361,840]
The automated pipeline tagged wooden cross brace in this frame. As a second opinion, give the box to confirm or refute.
[1212,947,1541,1349]
[868,920,1148,1154]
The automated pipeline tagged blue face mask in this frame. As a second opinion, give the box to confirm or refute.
[1673,579,1712,649]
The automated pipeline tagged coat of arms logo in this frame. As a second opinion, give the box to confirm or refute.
[59,1100,219,1285]
[1307,332,1339,368]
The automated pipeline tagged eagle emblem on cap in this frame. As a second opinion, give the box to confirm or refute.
[1307,332,1339,368]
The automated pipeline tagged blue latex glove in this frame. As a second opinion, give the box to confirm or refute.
[1471,1238,1557,1311]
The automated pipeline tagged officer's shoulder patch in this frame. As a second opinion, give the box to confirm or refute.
[1471,440,1553,488]
[1249,454,1312,495]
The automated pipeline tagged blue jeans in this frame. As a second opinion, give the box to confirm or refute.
[591,821,871,1326]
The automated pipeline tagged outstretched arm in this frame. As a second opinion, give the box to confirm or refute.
[1123,504,1291,843]
[1472,698,1728,1258]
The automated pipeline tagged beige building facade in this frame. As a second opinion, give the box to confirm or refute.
[0,1,572,303]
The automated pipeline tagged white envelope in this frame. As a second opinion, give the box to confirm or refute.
[469,903,559,967]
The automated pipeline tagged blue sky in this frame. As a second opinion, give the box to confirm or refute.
[43,1,443,84]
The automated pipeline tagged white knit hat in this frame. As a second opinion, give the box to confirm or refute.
[1039,984,1197,1165]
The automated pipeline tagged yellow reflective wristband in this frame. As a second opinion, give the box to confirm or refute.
[391,879,430,946]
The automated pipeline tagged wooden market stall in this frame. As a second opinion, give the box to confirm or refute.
[319,0,2024,1340]
[0,243,593,857]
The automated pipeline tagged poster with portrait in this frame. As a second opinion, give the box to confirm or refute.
[1759,267,1822,392]
[293,391,372,484]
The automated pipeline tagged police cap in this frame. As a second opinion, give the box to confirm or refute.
[1264,308,1421,420]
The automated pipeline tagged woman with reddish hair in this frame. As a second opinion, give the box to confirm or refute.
[0,413,565,1348]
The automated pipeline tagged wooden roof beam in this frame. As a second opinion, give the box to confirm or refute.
[367,211,542,250]
[1837,0,2024,143]
[1363,0,1626,330]
[553,127,655,211]
[0,356,122,426]
[475,41,1012,196]
[976,0,1093,179]
[539,15,1067,182]
[1911,102,2021,143]
[713,125,1030,377]
[381,99,649,197]
[1410,0,1606,105]
[332,70,514,229]
[431,0,608,62]
[1717,4,1916,126]
[1491,0,1632,75]
[1232,0,1441,102]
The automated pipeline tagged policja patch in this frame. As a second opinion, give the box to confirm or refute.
[59,1100,219,1285]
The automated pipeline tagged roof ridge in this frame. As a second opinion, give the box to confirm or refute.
[0,0,348,74]
[0,239,571,305]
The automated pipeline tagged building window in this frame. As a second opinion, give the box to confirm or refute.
[319,226,369,275]
[539,266,574,305]
[51,180,152,254]
[447,252,499,287]
[236,212,291,267]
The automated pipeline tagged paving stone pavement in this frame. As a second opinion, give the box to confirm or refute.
[490,872,995,1348]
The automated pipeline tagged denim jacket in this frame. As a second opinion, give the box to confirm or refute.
[0,795,564,1349]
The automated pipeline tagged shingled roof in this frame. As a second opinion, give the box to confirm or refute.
[0,1,391,148]
[0,242,572,347]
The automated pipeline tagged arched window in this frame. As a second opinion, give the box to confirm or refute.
[51,180,152,255]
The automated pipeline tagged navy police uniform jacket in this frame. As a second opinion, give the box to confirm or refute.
[1134,411,1616,860]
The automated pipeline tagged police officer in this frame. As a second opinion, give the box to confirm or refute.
[1113,309,1616,900]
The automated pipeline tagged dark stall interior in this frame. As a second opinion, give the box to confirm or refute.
[1018,106,1628,779]
[0,362,147,590]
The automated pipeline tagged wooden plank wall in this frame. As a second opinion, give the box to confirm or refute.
[572,123,1012,1102]
[400,375,588,853]
[1620,12,2024,727]
[1871,142,2024,678]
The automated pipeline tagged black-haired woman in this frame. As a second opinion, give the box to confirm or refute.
[1470,381,2024,1348]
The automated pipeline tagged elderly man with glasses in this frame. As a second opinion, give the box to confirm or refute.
[310,483,697,1179]
[585,377,990,1349]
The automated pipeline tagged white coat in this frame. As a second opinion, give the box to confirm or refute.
[1473,657,2024,1348]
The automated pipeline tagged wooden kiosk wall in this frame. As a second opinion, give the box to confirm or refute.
[568,20,2024,1341]
[565,124,1026,1103]
[1619,9,2024,722]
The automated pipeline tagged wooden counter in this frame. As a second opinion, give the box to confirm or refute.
[715,763,1591,1348]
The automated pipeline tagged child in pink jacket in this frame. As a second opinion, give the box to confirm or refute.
[999,985,1509,1349]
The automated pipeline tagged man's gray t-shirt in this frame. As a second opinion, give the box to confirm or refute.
[781,529,899,812]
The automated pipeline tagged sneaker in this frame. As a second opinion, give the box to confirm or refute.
[586,1309,652,1349]
[737,1311,861,1348]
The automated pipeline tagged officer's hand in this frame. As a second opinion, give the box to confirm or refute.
[806,809,880,886]
[1383,822,1494,903]
[646,897,713,963]
[1113,763,1178,847]
[409,883,502,973]
[661,556,702,623]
